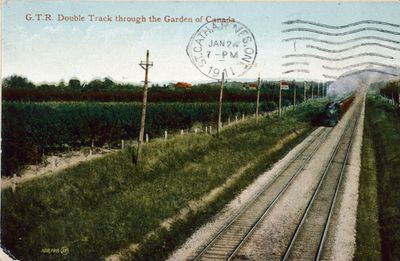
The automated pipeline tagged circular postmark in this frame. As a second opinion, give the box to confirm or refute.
[187,20,257,80]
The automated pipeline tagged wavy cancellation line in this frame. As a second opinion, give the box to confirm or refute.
[282,19,400,29]
[323,74,339,79]
[282,27,400,36]
[322,62,398,71]
[323,69,399,79]
[306,42,400,53]
[282,53,394,61]
[282,69,310,74]
[281,36,400,45]
[342,68,399,77]
[282,62,309,66]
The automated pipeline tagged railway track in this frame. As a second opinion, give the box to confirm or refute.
[191,127,332,261]
[281,104,361,261]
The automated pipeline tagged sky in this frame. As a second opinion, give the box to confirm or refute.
[2,1,400,84]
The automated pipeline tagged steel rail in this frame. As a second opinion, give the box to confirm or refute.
[315,105,362,260]
[281,106,361,261]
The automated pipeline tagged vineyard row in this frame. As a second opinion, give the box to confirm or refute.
[2,101,280,176]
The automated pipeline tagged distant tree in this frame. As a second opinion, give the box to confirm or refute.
[38,83,56,90]
[2,75,35,89]
[58,80,67,89]
[86,79,103,90]
[103,77,115,89]
[68,78,81,90]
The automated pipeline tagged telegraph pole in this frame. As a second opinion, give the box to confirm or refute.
[256,74,261,122]
[303,81,307,102]
[137,50,153,163]
[398,91,400,107]
[311,83,314,99]
[279,86,282,117]
[279,80,289,117]
[293,81,296,109]
[217,72,225,137]
[317,81,320,97]
[279,81,282,118]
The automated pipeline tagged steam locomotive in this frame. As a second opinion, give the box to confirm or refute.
[322,95,355,127]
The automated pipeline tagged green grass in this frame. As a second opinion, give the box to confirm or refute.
[356,95,400,261]
[355,109,382,260]
[1,100,327,261]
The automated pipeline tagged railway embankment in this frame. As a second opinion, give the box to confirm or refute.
[1,101,327,261]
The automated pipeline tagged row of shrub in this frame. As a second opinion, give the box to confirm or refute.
[2,101,282,176]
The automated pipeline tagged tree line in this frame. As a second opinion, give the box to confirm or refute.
[2,75,329,103]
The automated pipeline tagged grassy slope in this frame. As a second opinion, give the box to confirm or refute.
[356,95,400,260]
[355,106,382,260]
[1,101,326,261]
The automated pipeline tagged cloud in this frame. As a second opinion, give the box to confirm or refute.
[43,25,64,34]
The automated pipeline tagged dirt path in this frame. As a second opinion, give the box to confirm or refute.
[1,149,115,190]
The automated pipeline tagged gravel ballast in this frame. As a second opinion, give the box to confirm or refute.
[235,94,365,260]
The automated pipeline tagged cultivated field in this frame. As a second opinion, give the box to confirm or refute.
[2,101,272,176]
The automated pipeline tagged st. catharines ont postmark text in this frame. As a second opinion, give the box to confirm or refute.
[187,21,257,80]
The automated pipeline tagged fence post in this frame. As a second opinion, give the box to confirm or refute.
[209,125,212,134]
[121,140,125,149]
[242,113,245,121]
[235,115,238,122]
[164,131,168,140]
[12,174,16,193]
[228,117,231,125]
[181,129,184,135]
[90,139,94,156]
[145,133,149,143]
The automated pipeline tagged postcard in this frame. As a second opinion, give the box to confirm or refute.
[1,1,400,260]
